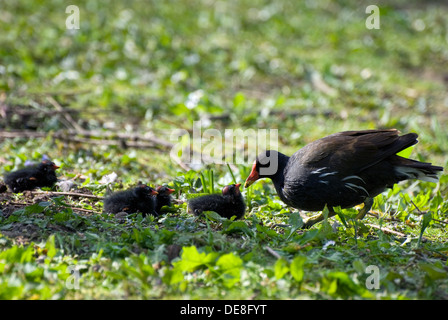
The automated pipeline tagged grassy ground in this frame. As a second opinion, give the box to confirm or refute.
[0,0,447,300]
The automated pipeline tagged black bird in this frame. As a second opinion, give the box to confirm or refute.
[188,183,246,219]
[103,184,159,216]
[4,160,59,193]
[155,185,175,215]
[244,129,443,228]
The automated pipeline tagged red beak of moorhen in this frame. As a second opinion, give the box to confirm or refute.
[53,164,60,170]
[167,188,175,194]
[151,190,158,196]
[244,162,259,188]
[234,183,241,195]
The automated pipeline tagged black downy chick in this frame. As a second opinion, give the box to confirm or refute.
[155,185,175,215]
[103,184,159,217]
[4,160,59,193]
[187,183,246,219]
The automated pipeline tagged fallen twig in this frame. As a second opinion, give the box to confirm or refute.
[409,200,448,225]
[46,96,84,132]
[265,246,282,259]
[70,207,100,214]
[365,223,428,242]
[365,223,407,238]
[0,129,173,149]
[31,190,104,200]
[10,201,99,213]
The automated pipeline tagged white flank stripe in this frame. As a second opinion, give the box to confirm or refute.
[345,183,370,196]
[345,184,358,193]
[342,175,366,184]
[311,167,328,175]
[319,171,338,178]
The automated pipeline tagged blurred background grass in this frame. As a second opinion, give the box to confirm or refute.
[0,0,447,178]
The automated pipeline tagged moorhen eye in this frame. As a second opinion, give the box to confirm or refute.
[245,129,443,228]
[4,160,59,193]
[187,183,246,220]
[103,184,158,217]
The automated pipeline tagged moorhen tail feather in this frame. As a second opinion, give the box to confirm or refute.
[245,129,443,227]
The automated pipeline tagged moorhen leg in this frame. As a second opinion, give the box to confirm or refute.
[302,197,374,228]
[302,210,338,229]
[355,197,374,220]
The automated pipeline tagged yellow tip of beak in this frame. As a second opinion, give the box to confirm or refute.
[244,180,254,188]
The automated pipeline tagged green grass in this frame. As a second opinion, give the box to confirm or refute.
[0,0,447,300]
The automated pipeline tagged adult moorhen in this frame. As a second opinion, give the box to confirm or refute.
[188,183,246,219]
[244,129,443,228]
[4,160,60,193]
[155,185,175,215]
[103,184,159,217]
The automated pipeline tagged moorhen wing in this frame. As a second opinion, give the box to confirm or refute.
[244,129,443,228]
[4,160,60,193]
[103,184,159,217]
[188,183,246,219]
[155,185,175,215]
